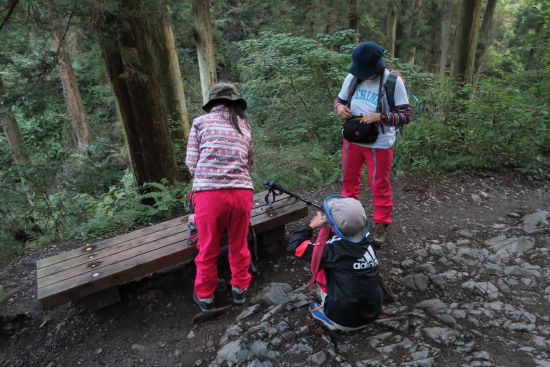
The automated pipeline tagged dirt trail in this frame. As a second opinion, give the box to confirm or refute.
[0,172,549,367]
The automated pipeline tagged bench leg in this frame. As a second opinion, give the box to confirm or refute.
[256,225,287,256]
[83,286,121,312]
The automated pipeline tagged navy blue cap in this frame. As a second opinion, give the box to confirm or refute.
[349,42,386,79]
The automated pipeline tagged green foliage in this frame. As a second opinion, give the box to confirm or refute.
[238,30,355,148]
[394,70,550,175]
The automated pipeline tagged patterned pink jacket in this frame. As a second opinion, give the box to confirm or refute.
[186,105,254,192]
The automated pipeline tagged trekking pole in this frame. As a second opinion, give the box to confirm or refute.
[262,180,324,211]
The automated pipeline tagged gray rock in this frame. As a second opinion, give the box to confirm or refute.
[270,283,293,293]
[471,194,482,205]
[187,330,195,339]
[423,327,457,345]
[250,340,278,359]
[472,351,493,361]
[415,299,447,314]
[523,211,549,233]
[285,343,313,355]
[484,236,535,259]
[505,266,541,278]
[402,358,435,367]
[260,304,283,322]
[246,360,264,367]
[429,245,445,257]
[412,249,429,261]
[428,274,446,289]
[496,280,510,294]
[455,341,475,354]
[217,339,250,364]
[252,287,290,306]
[458,229,474,238]
[366,332,393,347]
[269,337,281,348]
[308,350,327,365]
[439,314,456,326]
[506,323,536,332]
[220,325,243,345]
[419,263,437,274]
[411,351,429,360]
[236,305,260,321]
[414,274,429,291]
[545,286,550,295]
[473,282,499,300]
[451,309,466,319]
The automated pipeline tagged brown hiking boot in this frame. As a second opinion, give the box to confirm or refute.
[372,223,389,247]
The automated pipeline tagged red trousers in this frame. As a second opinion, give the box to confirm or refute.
[341,141,393,225]
[193,188,254,299]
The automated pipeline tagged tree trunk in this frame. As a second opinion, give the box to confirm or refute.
[92,0,179,187]
[0,75,29,165]
[193,0,218,105]
[349,0,360,42]
[1,112,30,165]
[387,1,397,58]
[452,0,483,86]
[525,22,545,70]
[408,29,419,64]
[326,8,335,35]
[437,0,452,78]
[475,0,497,73]
[149,4,190,142]
[46,1,92,150]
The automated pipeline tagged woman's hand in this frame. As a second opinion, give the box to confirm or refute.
[360,113,381,124]
[309,211,328,230]
[336,104,353,119]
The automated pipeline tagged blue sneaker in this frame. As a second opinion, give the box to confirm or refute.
[232,286,247,304]
[193,292,214,312]
[309,302,337,330]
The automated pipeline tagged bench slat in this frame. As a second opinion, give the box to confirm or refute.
[37,196,300,289]
[36,192,287,270]
[37,193,308,310]
[38,240,197,310]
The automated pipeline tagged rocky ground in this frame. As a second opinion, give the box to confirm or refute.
[0,171,549,367]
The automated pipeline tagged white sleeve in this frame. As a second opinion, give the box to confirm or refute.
[392,75,409,106]
[337,74,356,101]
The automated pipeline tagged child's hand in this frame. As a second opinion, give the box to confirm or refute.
[309,211,327,230]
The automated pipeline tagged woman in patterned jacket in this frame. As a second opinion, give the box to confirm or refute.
[186,83,254,312]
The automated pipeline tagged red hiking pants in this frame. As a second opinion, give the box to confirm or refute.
[193,188,254,299]
[341,141,393,225]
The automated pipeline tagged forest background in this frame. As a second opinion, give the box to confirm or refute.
[0,0,549,267]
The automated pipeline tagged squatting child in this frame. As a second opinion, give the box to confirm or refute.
[287,195,385,331]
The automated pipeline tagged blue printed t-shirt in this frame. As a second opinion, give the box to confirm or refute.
[337,70,408,149]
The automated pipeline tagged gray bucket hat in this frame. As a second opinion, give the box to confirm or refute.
[323,195,370,243]
[202,83,247,112]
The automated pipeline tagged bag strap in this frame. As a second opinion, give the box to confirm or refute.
[308,227,333,290]
[376,71,385,134]
[385,71,398,112]
[346,77,360,107]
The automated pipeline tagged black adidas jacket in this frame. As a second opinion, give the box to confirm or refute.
[287,225,382,328]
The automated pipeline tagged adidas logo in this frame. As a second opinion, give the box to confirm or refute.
[353,248,379,269]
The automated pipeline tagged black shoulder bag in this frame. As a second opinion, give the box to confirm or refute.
[342,72,386,144]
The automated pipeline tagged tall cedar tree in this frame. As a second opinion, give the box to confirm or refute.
[452,0,483,86]
[45,0,93,149]
[92,0,179,187]
[0,74,30,165]
[475,0,498,73]
[149,4,190,142]
[387,1,397,58]
[438,0,452,77]
[193,0,217,104]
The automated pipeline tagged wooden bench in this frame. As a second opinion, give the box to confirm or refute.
[36,191,308,311]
